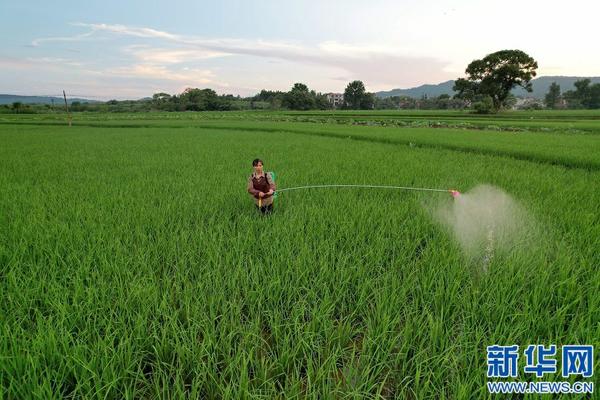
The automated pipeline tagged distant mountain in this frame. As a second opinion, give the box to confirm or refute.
[376,80,455,99]
[375,76,600,99]
[0,94,101,105]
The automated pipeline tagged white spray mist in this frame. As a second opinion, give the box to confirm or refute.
[434,184,531,270]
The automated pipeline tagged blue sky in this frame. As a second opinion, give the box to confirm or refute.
[1,0,598,99]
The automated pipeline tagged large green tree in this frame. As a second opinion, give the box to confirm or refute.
[343,80,373,109]
[151,93,172,110]
[454,50,538,111]
[281,83,330,110]
[283,83,316,110]
[544,82,561,109]
[11,102,22,114]
[177,88,230,111]
[574,79,591,106]
[590,83,600,109]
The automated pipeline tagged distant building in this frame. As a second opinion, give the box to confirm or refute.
[326,93,344,108]
[514,97,544,110]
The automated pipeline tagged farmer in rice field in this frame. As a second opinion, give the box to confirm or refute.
[247,158,276,214]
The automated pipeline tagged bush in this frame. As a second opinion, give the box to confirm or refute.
[473,96,495,114]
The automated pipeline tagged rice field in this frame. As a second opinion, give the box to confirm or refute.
[1,111,599,398]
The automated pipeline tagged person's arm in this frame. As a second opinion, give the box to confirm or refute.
[247,176,260,197]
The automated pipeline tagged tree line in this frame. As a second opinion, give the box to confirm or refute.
[544,79,600,109]
[0,81,375,113]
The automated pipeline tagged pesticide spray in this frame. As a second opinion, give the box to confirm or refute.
[433,184,531,271]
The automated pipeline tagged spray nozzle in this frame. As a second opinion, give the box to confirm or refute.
[449,190,461,198]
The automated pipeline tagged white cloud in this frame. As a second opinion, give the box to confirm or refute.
[0,56,83,69]
[26,57,84,67]
[123,45,230,64]
[30,22,455,91]
[109,64,215,84]
[31,30,96,47]
[70,22,181,40]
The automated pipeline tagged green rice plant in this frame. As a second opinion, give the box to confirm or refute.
[1,115,598,398]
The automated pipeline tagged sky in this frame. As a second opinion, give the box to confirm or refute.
[1,0,598,99]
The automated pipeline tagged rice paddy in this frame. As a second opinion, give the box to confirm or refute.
[1,111,599,398]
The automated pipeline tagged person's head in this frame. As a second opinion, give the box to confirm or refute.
[252,158,264,174]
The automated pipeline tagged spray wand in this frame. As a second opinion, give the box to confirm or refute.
[275,184,461,197]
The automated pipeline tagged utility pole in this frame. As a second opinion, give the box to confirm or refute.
[63,90,72,127]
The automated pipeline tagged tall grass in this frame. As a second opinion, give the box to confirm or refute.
[1,118,598,398]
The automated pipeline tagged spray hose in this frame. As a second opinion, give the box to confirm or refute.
[275,184,460,197]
